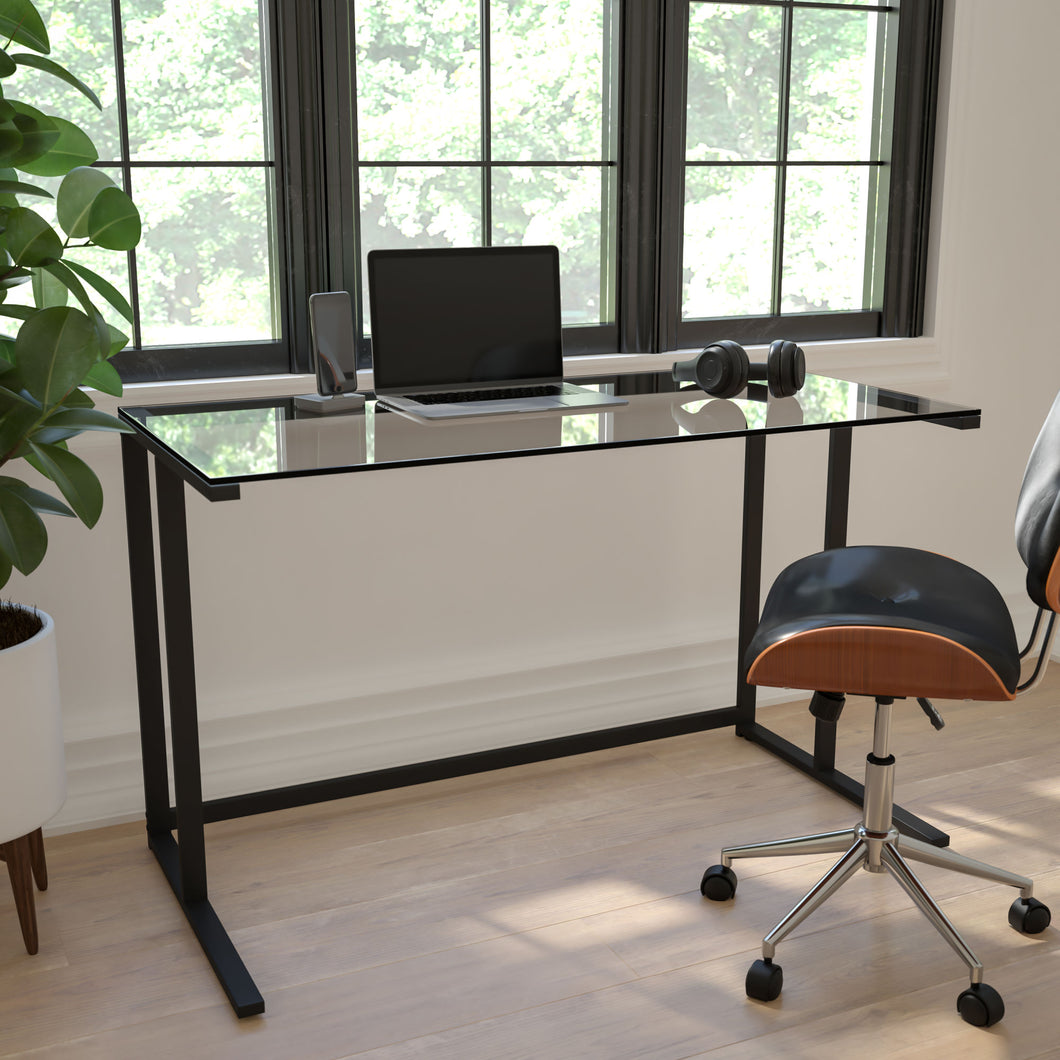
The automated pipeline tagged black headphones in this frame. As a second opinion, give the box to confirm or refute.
[672,339,806,399]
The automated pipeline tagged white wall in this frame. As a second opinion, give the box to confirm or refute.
[10,0,1060,832]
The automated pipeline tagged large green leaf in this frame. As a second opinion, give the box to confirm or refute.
[88,186,141,250]
[0,480,47,576]
[0,177,52,198]
[0,381,38,409]
[6,103,58,166]
[0,48,15,77]
[0,267,31,289]
[41,260,109,351]
[25,420,75,445]
[11,53,101,109]
[55,165,112,238]
[0,1,49,54]
[42,406,129,434]
[0,165,19,206]
[0,117,22,165]
[27,441,102,526]
[62,258,133,323]
[105,323,128,358]
[4,204,62,265]
[15,305,103,405]
[0,547,11,588]
[18,115,97,176]
[61,386,94,409]
[0,474,73,517]
[0,394,40,457]
[31,263,68,307]
[81,356,122,395]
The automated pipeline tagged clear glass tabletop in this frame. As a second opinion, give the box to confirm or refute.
[118,371,980,499]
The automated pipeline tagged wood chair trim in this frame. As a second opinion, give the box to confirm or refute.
[747,625,1015,702]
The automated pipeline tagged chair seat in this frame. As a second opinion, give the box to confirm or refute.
[745,545,1021,700]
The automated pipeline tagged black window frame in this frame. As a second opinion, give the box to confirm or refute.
[635,0,945,353]
[111,0,944,383]
[106,0,295,383]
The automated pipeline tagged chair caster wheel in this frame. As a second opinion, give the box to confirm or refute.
[700,864,737,901]
[957,983,1005,1027]
[1009,896,1051,934]
[745,958,783,1002]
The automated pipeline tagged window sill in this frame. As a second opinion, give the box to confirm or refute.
[105,336,946,409]
[566,337,947,390]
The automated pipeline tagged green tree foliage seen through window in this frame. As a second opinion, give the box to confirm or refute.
[355,0,617,330]
[683,2,893,323]
[12,0,276,349]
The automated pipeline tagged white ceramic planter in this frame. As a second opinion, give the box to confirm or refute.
[0,608,66,845]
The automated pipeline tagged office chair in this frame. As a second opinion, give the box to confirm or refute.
[701,391,1060,1027]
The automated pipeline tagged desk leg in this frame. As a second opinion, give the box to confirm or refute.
[735,434,766,734]
[154,462,208,902]
[812,426,853,772]
[121,435,171,834]
[149,459,265,1017]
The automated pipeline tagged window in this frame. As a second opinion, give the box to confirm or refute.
[681,2,893,323]
[659,0,943,349]
[25,0,942,381]
[347,0,621,360]
[21,0,283,381]
[353,0,619,348]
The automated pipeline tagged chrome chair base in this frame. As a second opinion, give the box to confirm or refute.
[720,823,1033,978]
[702,698,1051,1027]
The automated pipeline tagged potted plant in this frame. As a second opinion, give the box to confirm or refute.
[0,0,140,952]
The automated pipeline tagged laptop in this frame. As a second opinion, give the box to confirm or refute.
[367,245,627,420]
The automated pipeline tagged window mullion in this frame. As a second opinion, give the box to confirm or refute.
[630,0,682,354]
[108,0,142,352]
[599,0,620,325]
[861,7,894,312]
[271,0,329,373]
[320,1,359,316]
[480,0,492,246]
[771,1,795,317]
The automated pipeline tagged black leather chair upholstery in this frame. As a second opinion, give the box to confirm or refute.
[746,545,1022,701]
[701,391,1060,1028]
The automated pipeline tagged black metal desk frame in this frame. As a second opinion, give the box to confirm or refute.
[118,377,980,1017]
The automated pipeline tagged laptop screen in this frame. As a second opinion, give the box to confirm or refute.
[368,245,563,393]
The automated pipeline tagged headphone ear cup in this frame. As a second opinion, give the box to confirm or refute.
[701,340,748,398]
[673,341,749,398]
[766,339,806,397]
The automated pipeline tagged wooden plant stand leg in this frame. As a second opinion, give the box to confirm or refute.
[27,828,47,891]
[0,829,47,955]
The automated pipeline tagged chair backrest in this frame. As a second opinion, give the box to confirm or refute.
[1015,389,1060,611]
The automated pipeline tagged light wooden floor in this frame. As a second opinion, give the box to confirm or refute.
[3,678,1060,1059]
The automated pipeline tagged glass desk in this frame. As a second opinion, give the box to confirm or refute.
[118,372,980,1017]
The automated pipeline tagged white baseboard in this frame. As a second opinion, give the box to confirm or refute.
[49,581,1042,835]
[49,627,746,833]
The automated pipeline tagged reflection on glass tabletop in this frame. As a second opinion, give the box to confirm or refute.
[118,371,980,489]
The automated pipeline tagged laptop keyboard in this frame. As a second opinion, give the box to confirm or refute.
[413,385,563,405]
